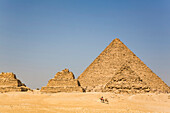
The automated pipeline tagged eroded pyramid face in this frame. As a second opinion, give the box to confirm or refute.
[104,65,150,93]
[78,38,169,93]
[0,72,29,92]
[40,69,83,93]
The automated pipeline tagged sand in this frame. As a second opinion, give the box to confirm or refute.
[0,91,169,113]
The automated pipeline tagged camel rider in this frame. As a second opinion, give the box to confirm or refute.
[100,96,104,103]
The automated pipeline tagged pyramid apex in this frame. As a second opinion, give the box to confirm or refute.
[113,38,121,42]
[109,38,123,45]
[115,38,120,40]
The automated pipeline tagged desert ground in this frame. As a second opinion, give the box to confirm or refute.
[0,91,169,113]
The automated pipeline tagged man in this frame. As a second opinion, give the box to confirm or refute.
[100,96,104,103]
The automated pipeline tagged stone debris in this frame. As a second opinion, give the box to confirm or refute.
[78,38,169,93]
[41,69,83,93]
[0,72,30,93]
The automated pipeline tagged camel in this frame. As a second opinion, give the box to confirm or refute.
[100,97,109,104]
[104,98,109,104]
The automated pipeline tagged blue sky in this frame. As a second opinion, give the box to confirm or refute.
[0,0,170,89]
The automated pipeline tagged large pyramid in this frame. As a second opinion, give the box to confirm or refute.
[78,38,169,93]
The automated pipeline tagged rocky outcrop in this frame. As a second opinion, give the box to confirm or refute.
[0,72,30,93]
[78,38,169,93]
[41,69,83,93]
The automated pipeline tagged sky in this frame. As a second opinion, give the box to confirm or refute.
[0,0,170,89]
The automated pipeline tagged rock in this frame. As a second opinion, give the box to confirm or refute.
[114,90,120,94]
[92,85,103,92]
[41,69,83,93]
[144,88,150,92]
[78,38,169,93]
[0,72,30,92]
[168,95,170,99]
[86,86,94,92]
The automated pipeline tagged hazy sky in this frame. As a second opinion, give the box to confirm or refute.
[0,0,170,89]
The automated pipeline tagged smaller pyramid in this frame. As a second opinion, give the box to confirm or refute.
[0,72,30,93]
[103,65,150,94]
[41,69,83,93]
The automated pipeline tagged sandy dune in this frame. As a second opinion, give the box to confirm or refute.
[0,91,169,113]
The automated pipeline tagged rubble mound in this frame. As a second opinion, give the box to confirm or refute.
[0,72,30,93]
[41,69,83,93]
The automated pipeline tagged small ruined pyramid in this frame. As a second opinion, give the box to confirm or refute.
[104,65,150,93]
[0,72,30,92]
[41,69,83,93]
[78,38,169,93]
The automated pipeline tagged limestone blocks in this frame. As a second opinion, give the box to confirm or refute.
[78,38,170,93]
[0,72,30,93]
[41,69,83,93]
[103,65,151,94]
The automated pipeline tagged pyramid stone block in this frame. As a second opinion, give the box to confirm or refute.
[41,69,83,93]
[78,38,169,93]
[0,72,30,92]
